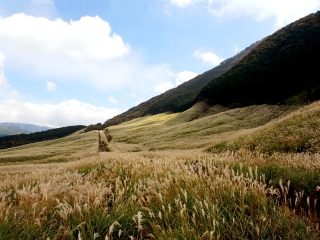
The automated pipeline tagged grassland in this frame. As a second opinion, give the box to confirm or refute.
[0,102,320,239]
[0,129,97,166]
[108,102,297,152]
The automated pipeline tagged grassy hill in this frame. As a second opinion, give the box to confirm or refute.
[0,128,97,165]
[107,103,301,152]
[229,101,320,153]
[197,11,320,107]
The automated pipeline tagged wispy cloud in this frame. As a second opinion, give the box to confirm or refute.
[46,81,56,92]
[154,70,198,93]
[169,0,320,27]
[108,95,118,103]
[0,51,9,87]
[154,81,175,93]
[175,71,198,85]
[194,49,225,66]
[170,0,204,8]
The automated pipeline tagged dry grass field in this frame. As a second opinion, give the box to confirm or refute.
[0,102,320,239]
[108,103,297,152]
[0,129,97,166]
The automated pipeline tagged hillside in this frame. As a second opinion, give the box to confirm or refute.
[103,41,259,127]
[197,11,320,107]
[106,103,297,152]
[0,129,97,165]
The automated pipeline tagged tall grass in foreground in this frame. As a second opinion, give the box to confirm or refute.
[0,151,319,239]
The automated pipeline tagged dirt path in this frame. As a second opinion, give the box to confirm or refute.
[98,130,119,152]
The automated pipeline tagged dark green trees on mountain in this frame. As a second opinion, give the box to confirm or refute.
[197,11,320,107]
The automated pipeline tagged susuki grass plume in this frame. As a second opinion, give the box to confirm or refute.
[0,150,319,239]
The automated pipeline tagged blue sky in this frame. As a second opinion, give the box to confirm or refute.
[0,0,319,127]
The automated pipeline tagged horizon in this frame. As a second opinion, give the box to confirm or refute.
[0,0,319,128]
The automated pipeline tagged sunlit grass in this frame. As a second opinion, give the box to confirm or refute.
[230,101,320,153]
[0,151,319,239]
[109,104,296,152]
[0,130,98,165]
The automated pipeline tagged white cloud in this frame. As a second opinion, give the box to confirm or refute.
[170,0,204,7]
[46,81,56,92]
[0,99,118,127]
[10,90,19,99]
[233,45,240,54]
[0,71,8,88]
[0,13,173,94]
[154,70,198,93]
[0,51,9,87]
[175,71,198,85]
[194,49,225,66]
[31,0,53,4]
[154,81,175,93]
[170,0,320,27]
[108,95,118,103]
[0,14,129,60]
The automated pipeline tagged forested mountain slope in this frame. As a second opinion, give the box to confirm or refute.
[103,42,259,127]
[104,11,320,128]
[197,11,320,107]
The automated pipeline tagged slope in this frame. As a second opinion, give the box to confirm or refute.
[107,103,297,152]
[0,129,97,165]
[197,11,320,107]
[229,101,320,153]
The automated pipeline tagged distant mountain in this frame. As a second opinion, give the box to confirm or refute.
[103,41,259,127]
[197,11,320,107]
[0,122,51,133]
[0,125,31,137]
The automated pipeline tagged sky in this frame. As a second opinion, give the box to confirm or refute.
[0,0,319,127]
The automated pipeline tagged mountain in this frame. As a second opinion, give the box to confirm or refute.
[0,122,51,133]
[0,125,31,137]
[196,11,320,107]
[104,11,320,128]
[103,41,259,127]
